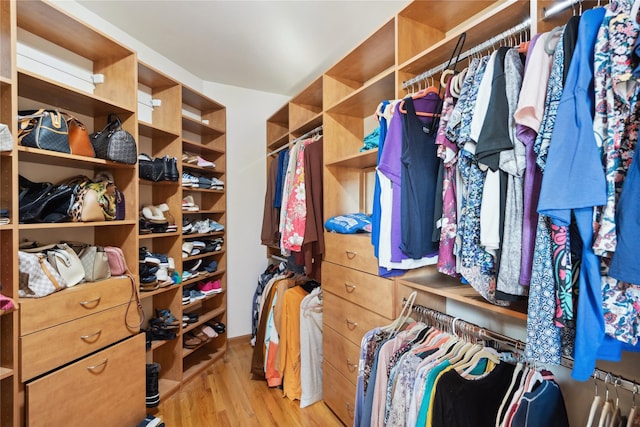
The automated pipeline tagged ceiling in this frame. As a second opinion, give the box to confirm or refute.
[76,0,411,96]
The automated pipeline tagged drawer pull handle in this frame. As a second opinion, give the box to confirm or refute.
[79,297,101,307]
[345,251,357,259]
[346,359,358,371]
[87,358,108,372]
[346,402,353,414]
[346,319,358,329]
[344,283,357,292]
[80,330,102,341]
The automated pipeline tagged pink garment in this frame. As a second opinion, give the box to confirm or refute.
[281,139,314,252]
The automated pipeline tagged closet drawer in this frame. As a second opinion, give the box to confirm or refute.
[324,292,391,347]
[323,361,356,425]
[26,334,145,427]
[324,232,378,275]
[19,276,133,335]
[20,303,138,381]
[323,261,394,317]
[323,325,360,385]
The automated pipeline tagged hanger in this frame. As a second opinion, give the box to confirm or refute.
[587,373,605,427]
[398,85,441,117]
[383,292,416,333]
[598,374,614,427]
[627,384,640,427]
[607,377,622,427]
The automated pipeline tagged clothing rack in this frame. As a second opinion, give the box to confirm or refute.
[403,299,640,395]
[267,125,323,157]
[401,19,531,91]
[542,0,587,20]
[270,254,287,263]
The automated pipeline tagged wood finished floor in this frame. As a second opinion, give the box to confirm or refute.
[155,336,344,426]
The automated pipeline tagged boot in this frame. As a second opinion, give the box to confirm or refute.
[146,362,161,408]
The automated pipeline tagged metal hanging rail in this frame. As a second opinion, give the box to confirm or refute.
[543,0,584,20]
[401,19,531,91]
[403,300,640,395]
[267,125,323,157]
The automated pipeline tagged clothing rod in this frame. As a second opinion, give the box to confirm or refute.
[402,19,531,90]
[270,254,287,262]
[542,0,582,20]
[266,125,323,157]
[403,300,640,394]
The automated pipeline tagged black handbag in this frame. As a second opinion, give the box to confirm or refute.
[17,109,70,153]
[18,175,75,223]
[90,114,137,164]
[138,154,166,182]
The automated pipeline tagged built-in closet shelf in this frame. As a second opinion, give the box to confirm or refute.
[139,180,180,187]
[18,219,136,230]
[182,250,224,262]
[138,121,180,139]
[181,87,225,113]
[138,62,178,88]
[182,164,225,176]
[266,104,289,144]
[326,149,378,169]
[397,0,530,77]
[183,188,224,195]
[181,291,225,312]
[158,378,181,399]
[17,146,136,168]
[180,269,226,288]
[397,268,528,321]
[267,133,290,152]
[182,139,225,155]
[0,76,11,85]
[17,1,132,60]
[139,231,181,240]
[0,367,14,381]
[184,231,224,239]
[0,151,12,158]
[149,339,173,352]
[183,209,225,215]
[325,69,395,117]
[182,306,225,334]
[0,224,13,231]
[140,285,180,299]
[290,112,323,137]
[181,116,224,137]
[17,70,134,116]
[182,344,226,382]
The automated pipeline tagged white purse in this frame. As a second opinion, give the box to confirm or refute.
[0,123,12,152]
[46,243,85,287]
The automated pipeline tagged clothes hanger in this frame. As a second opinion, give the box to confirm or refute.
[627,384,640,427]
[382,292,416,333]
[598,374,614,427]
[587,373,604,427]
[607,378,622,427]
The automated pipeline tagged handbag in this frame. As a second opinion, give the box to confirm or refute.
[0,123,12,152]
[17,109,70,154]
[18,251,67,298]
[138,154,166,182]
[104,246,128,276]
[67,176,106,222]
[63,113,95,157]
[90,114,137,164]
[19,175,75,223]
[95,171,125,220]
[62,241,112,282]
[46,243,85,287]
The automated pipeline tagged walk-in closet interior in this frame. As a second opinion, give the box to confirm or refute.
[2,0,640,426]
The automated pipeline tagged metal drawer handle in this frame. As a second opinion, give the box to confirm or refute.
[345,251,357,259]
[87,358,108,372]
[346,319,358,329]
[346,402,353,414]
[344,283,357,293]
[346,359,358,371]
[79,297,101,307]
[80,330,102,341]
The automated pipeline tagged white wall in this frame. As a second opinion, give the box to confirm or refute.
[203,82,288,338]
[53,1,289,338]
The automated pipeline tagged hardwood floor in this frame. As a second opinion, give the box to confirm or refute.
[155,336,344,426]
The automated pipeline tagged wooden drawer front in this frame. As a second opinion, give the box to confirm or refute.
[324,232,378,275]
[323,360,356,425]
[323,325,360,385]
[21,304,137,381]
[26,334,145,427]
[20,276,133,335]
[323,261,394,317]
[324,292,390,347]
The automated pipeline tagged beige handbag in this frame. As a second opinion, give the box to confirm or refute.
[46,243,85,287]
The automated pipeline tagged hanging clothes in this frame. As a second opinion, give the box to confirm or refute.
[299,287,323,408]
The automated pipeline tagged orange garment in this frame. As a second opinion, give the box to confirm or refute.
[279,286,307,400]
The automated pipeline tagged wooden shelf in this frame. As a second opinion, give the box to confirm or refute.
[17,70,134,117]
[17,145,136,168]
[181,86,225,112]
[0,367,14,381]
[180,269,226,287]
[182,209,225,215]
[139,231,181,240]
[182,231,224,239]
[397,267,528,321]
[290,112,323,138]
[138,121,180,139]
[181,343,226,383]
[149,338,175,352]
[182,306,226,335]
[182,116,224,137]
[19,219,136,230]
[326,148,378,169]
[158,378,181,399]
[181,292,225,312]
[182,163,225,175]
[0,76,11,86]
[326,69,395,118]
[140,284,181,299]
[183,187,224,194]
[182,250,224,262]
[182,139,225,156]
[138,62,178,89]
[140,180,180,186]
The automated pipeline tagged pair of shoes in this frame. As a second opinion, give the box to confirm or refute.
[182,195,199,212]
[181,172,199,187]
[183,312,199,324]
[198,280,222,295]
[183,152,216,169]
[137,414,165,427]
[145,363,161,408]
[153,309,181,328]
[203,260,218,273]
[139,247,161,265]
[207,320,226,334]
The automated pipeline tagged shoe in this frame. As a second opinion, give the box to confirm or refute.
[184,259,202,272]
[183,312,199,324]
[0,293,15,315]
[182,270,193,282]
[183,333,202,349]
[199,325,218,339]
[208,220,224,232]
[198,280,222,295]
[140,247,161,265]
[141,206,168,224]
[182,242,194,258]
[196,156,215,168]
[156,203,175,225]
[204,260,218,273]
[182,219,193,234]
[145,363,161,408]
[166,156,179,181]
[182,289,191,305]
[189,289,206,301]
[181,172,196,187]
[208,320,226,334]
[156,309,181,328]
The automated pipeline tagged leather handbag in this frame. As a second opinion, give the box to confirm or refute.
[19,175,75,223]
[104,246,128,276]
[46,243,85,287]
[77,244,111,282]
[17,109,70,154]
[95,171,125,220]
[63,113,95,157]
[90,114,137,164]
[18,251,66,298]
[138,153,166,182]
